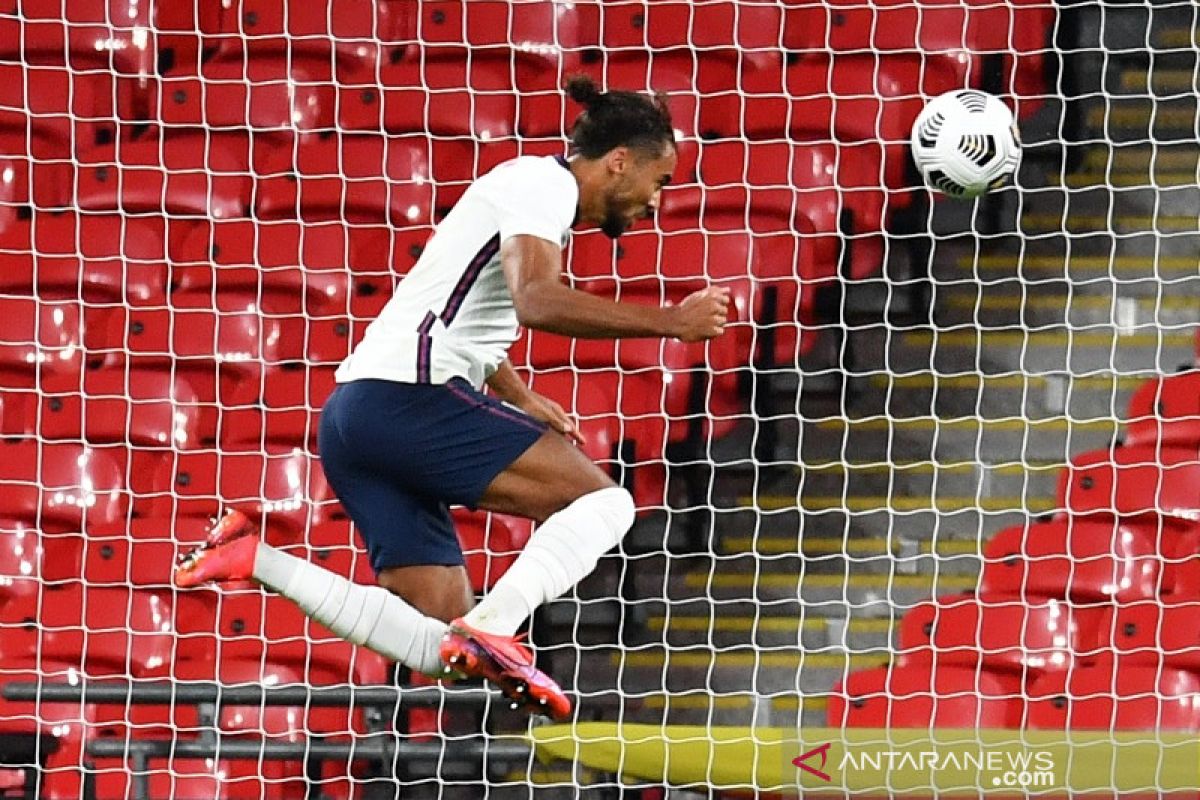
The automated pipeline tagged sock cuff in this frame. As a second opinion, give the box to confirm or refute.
[561,486,635,550]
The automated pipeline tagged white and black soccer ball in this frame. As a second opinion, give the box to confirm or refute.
[910,90,1022,199]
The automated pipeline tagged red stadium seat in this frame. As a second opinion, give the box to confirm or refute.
[0,440,130,531]
[47,517,215,588]
[979,517,1164,603]
[782,0,1055,118]
[898,593,1102,676]
[1164,527,1200,599]
[694,140,888,281]
[338,56,519,142]
[1125,371,1200,449]
[172,589,388,736]
[727,55,963,202]
[153,54,336,133]
[1106,600,1200,671]
[75,129,253,219]
[1028,658,1200,731]
[254,133,439,225]
[171,218,409,318]
[35,366,212,450]
[0,61,117,157]
[828,662,1025,727]
[599,0,782,68]
[147,447,341,537]
[1056,445,1200,531]
[0,296,97,389]
[0,213,169,305]
[219,364,338,449]
[452,509,534,592]
[205,0,410,78]
[0,520,42,609]
[1,0,155,75]
[0,151,74,218]
[100,299,309,403]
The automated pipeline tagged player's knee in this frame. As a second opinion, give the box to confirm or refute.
[558,486,635,549]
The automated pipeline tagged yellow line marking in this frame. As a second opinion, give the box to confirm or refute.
[962,254,1200,273]
[685,572,978,590]
[742,494,1057,513]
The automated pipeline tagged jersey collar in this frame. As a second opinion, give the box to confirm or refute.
[554,154,582,227]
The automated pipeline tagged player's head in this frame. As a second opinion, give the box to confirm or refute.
[565,75,677,239]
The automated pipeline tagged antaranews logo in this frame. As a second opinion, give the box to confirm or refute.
[792,743,833,782]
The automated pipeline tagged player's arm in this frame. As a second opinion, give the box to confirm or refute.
[502,235,729,341]
[486,359,584,445]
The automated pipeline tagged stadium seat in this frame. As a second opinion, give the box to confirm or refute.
[1162,527,1200,599]
[898,593,1103,676]
[1106,600,1200,671]
[452,509,534,592]
[0,583,179,800]
[219,363,337,449]
[599,0,782,69]
[75,128,254,220]
[1027,658,1200,731]
[726,54,963,202]
[828,662,1026,727]
[782,0,1055,118]
[0,151,74,219]
[47,517,215,589]
[34,366,212,450]
[172,589,389,736]
[0,440,130,532]
[338,55,519,142]
[694,140,888,282]
[0,520,42,609]
[979,517,1164,603]
[208,0,411,74]
[1056,445,1200,531]
[414,0,598,89]
[0,61,116,157]
[0,212,169,305]
[1125,371,1200,449]
[99,298,310,403]
[0,296,95,389]
[152,54,336,133]
[147,447,341,537]
[254,132,440,225]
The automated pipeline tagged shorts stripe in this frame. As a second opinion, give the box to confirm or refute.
[445,381,547,435]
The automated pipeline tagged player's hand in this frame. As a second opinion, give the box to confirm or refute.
[518,393,586,447]
[669,286,731,342]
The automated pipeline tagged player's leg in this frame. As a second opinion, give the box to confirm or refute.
[456,429,635,637]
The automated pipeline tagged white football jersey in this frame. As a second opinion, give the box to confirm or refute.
[335,155,579,389]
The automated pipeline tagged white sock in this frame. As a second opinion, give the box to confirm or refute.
[253,543,448,676]
[464,487,636,636]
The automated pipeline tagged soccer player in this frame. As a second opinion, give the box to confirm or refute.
[174,76,730,720]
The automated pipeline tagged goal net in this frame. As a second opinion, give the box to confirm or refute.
[1,0,1198,797]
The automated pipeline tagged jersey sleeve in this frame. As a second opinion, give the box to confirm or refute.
[496,161,577,246]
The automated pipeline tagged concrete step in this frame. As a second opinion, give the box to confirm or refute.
[1082,142,1200,174]
[1086,100,1198,140]
[1118,68,1199,94]
[1019,212,1200,235]
[859,327,1196,375]
[800,414,1120,464]
[644,609,896,649]
[939,292,1200,329]
[569,646,891,695]
[663,570,979,605]
[746,458,1064,506]
[955,252,1200,280]
[629,692,828,728]
[1157,27,1198,50]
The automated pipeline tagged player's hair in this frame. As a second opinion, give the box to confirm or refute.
[565,75,675,160]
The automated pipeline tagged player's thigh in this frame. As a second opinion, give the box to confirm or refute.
[477,429,615,523]
[376,564,474,623]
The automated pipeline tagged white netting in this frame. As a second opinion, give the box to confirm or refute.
[1,0,1198,798]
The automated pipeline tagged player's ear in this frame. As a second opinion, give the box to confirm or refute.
[605,146,630,176]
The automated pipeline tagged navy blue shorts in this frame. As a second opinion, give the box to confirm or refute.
[317,378,547,572]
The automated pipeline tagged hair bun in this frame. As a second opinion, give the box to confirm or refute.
[565,75,603,108]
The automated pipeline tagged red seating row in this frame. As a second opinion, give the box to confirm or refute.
[833,368,1200,731]
[830,656,1200,730]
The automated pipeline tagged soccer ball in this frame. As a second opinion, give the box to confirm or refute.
[910,90,1022,199]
